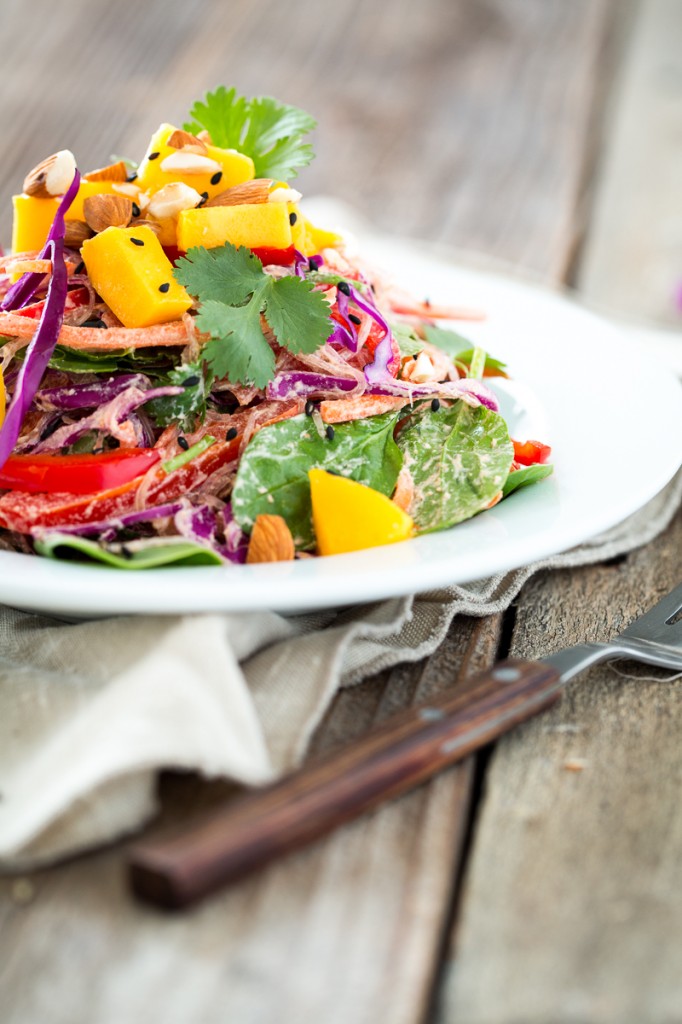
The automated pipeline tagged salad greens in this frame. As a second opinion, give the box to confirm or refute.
[34,534,223,568]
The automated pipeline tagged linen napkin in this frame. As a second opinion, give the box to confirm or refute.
[1,469,680,870]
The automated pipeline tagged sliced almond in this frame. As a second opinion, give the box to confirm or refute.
[23,150,77,198]
[83,194,133,233]
[196,129,212,145]
[205,179,274,208]
[268,186,302,204]
[111,181,142,199]
[147,182,202,219]
[159,151,221,175]
[64,219,93,249]
[246,514,295,564]
[83,160,129,183]
[166,129,207,154]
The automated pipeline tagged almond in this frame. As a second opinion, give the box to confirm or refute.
[83,160,129,183]
[83,194,133,233]
[166,129,207,154]
[196,129,212,145]
[64,219,93,248]
[129,218,161,236]
[23,150,77,198]
[246,514,295,564]
[159,151,221,175]
[206,179,274,208]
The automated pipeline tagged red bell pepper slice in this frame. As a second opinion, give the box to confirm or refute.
[15,286,91,322]
[0,449,161,495]
[512,439,552,466]
[250,244,296,267]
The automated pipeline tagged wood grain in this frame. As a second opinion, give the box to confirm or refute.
[0,0,639,1021]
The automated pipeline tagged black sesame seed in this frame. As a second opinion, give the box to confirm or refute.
[75,261,85,275]
[349,313,361,325]
[197,192,209,208]
[337,281,351,296]
[130,237,144,247]
[148,151,160,161]
[226,427,238,441]
[325,425,335,441]
[39,420,59,442]
[126,172,138,182]
[182,375,200,387]
[210,171,223,186]
[131,202,140,218]
[177,436,190,451]
[158,282,170,293]
[423,296,431,308]
[431,398,441,412]
[82,317,107,329]
[308,258,317,272]
[289,211,297,226]
[305,400,315,416]
[120,546,134,560]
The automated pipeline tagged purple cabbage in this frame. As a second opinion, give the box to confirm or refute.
[367,376,500,411]
[2,170,81,312]
[30,501,186,539]
[267,371,360,401]
[0,171,81,469]
[34,373,151,412]
[174,503,240,564]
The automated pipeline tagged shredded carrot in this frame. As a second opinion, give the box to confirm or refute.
[6,258,77,277]
[319,394,406,423]
[389,300,485,321]
[0,311,190,349]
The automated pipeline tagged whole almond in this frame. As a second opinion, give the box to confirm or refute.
[246,515,295,564]
[83,160,129,183]
[166,129,207,154]
[64,219,93,249]
[83,194,133,233]
[23,150,77,198]
[129,217,161,236]
[206,179,274,208]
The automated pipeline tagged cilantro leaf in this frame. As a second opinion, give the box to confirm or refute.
[174,243,332,389]
[265,276,332,354]
[146,361,211,430]
[184,87,316,179]
[197,300,276,389]
[174,244,264,305]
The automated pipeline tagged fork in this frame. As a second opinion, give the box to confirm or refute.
[129,583,682,908]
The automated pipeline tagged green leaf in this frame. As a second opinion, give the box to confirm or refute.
[423,325,507,376]
[174,244,264,305]
[145,361,211,430]
[397,403,513,533]
[34,534,223,569]
[232,412,404,549]
[184,87,316,179]
[391,322,424,357]
[265,276,333,354]
[198,299,275,388]
[48,345,176,375]
[502,462,553,498]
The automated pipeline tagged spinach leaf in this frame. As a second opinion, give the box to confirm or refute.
[397,403,513,533]
[423,325,507,376]
[48,346,177,375]
[391,322,424,357]
[145,361,211,430]
[502,462,553,498]
[34,534,223,568]
[232,411,403,548]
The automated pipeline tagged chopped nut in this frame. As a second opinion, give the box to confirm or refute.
[147,182,203,219]
[64,219,93,249]
[23,150,77,198]
[268,186,302,204]
[402,351,436,383]
[83,160,128,183]
[206,179,274,207]
[129,218,161,236]
[83,194,133,233]
[195,129,213,145]
[246,515,295,563]
[166,129,207,154]
[111,182,143,199]
[159,151,221,175]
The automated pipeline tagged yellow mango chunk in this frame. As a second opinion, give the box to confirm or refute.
[81,226,192,329]
[136,124,254,199]
[309,468,415,556]
[177,202,293,252]
[11,181,127,255]
[304,216,343,254]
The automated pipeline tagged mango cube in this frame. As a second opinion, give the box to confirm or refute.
[136,124,254,199]
[11,181,128,255]
[81,226,192,329]
[308,468,415,556]
[177,202,293,252]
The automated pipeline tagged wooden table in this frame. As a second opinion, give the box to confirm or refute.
[1,1,681,1021]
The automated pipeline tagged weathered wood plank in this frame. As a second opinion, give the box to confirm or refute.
[0,0,621,1021]
[579,0,682,326]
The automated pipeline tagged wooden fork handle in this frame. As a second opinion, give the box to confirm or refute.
[128,658,562,908]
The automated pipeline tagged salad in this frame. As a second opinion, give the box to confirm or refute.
[0,87,552,569]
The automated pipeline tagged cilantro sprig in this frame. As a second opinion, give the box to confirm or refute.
[174,243,332,389]
[184,87,316,180]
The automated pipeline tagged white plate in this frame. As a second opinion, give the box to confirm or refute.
[1,233,681,617]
